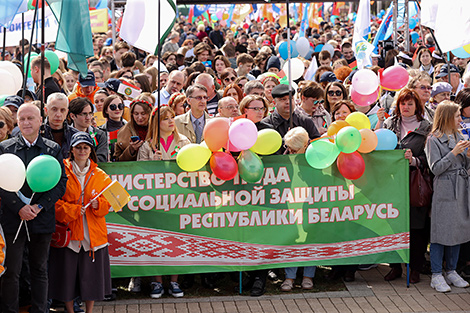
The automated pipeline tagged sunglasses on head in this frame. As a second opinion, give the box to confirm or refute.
[328,90,343,97]
[109,103,124,111]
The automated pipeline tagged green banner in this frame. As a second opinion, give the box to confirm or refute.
[100,151,409,278]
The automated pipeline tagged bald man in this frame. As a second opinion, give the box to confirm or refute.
[155,70,185,105]
[0,103,67,313]
[217,97,240,118]
[195,73,221,115]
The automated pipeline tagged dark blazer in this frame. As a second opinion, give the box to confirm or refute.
[0,135,67,234]
[40,120,79,160]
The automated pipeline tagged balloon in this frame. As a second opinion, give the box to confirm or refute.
[305,139,340,169]
[381,65,409,91]
[45,50,60,75]
[238,150,264,183]
[210,152,238,181]
[216,11,223,20]
[463,43,470,54]
[23,52,39,77]
[327,120,349,137]
[278,41,298,60]
[0,95,8,106]
[352,69,379,95]
[211,13,218,21]
[375,129,398,150]
[0,61,23,92]
[291,41,299,58]
[337,152,365,180]
[335,126,362,153]
[0,154,26,192]
[314,44,324,53]
[357,129,378,153]
[351,86,379,107]
[305,46,314,60]
[228,118,258,150]
[26,155,61,193]
[321,43,335,58]
[176,144,212,171]
[282,58,304,81]
[452,46,470,59]
[0,69,16,95]
[250,129,282,155]
[297,37,310,58]
[219,20,227,27]
[203,117,230,152]
[345,112,371,130]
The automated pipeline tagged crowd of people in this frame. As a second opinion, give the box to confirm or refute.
[0,8,470,312]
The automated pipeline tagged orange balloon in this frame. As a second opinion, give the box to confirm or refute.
[203,118,230,152]
[327,120,349,137]
[357,129,378,153]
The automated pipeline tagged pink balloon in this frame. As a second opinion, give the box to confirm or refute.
[381,65,409,91]
[351,86,379,107]
[228,118,258,150]
[225,139,241,152]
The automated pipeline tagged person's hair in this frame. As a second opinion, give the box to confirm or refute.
[455,88,470,110]
[319,50,332,61]
[334,66,352,82]
[324,82,348,113]
[221,43,236,58]
[116,68,133,79]
[194,42,212,57]
[185,71,201,89]
[31,56,50,70]
[190,61,206,73]
[300,81,324,99]
[239,94,269,117]
[182,39,194,47]
[68,97,94,116]
[236,53,254,67]
[114,41,130,52]
[212,55,230,71]
[431,100,461,137]
[136,92,155,105]
[100,47,113,58]
[89,60,104,71]
[262,75,280,87]
[186,83,207,98]
[168,92,186,113]
[134,74,152,93]
[333,59,348,68]
[244,80,264,95]
[223,84,244,102]
[120,51,136,68]
[417,48,432,67]
[331,100,356,121]
[146,105,181,148]
[235,76,248,86]
[314,65,334,83]
[128,99,152,135]
[220,68,237,83]
[47,92,69,107]
[284,127,309,153]
[254,53,270,69]
[341,42,352,51]
[143,67,158,91]
[162,51,176,63]
[393,88,424,121]
[384,49,399,68]
[0,106,15,135]
[144,54,158,67]
[102,95,123,119]
[407,72,432,89]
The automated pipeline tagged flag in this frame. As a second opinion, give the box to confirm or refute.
[188,6,194,23]
[349,60,358,70]
[352,0,374,68]
[371,3,393,53]
[226,4,235,26]
[89,8,108,33]
[271,4,281,15]
[117,80,142,99]
[0,0,28,28]
[304,56,318,81]
[94,0,108,10]
[120,0,177,55]
[101,180,131,212]
[298,3,310,38]
[421,0,470,52]
[46,0,93,76]
[193,5,209,17]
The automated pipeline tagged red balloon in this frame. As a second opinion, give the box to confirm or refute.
[210,152,238,181]
[336,152,365,180]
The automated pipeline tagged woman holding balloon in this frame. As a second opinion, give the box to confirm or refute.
[382,88,432,283]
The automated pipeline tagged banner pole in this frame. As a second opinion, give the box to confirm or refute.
[22,4,39,95]
[2,27,5,61]
[40,0,46,118]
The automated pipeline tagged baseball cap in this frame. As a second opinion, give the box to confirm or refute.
[435,64,459,78]
[70,131,95,148]
[4,95,24,109]
[320,71,339,83]
[79,70,96,87]
[104,78,121,93]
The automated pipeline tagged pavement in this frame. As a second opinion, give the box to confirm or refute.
[88,264,470,313]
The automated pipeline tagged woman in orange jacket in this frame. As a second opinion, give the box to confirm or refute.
[48,132,112,313]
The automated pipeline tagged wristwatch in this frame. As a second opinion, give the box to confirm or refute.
[37,204,44,210]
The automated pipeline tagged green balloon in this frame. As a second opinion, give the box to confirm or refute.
[0,95,8,106]
[238,150,265,183]
[335,126,362,154]
[26,155,61,193]
[305,139,340,169]
[23,52,38,77]
[45,50,60,74]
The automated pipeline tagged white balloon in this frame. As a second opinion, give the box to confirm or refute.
[297,37,310,58]
[321,43,335,58]
[0,69,16,95]
[0,153,26,192]
[0,61,23,92]
[352,69,380,95]
[282,58,305,81]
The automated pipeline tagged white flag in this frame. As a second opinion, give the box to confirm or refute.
[352,0,374,68]
[120,0,177,54]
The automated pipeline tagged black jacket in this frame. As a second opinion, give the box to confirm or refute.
[35,77,62,102]
[0,135,67,234]
[40,120,79,160]
[260,109,321,154]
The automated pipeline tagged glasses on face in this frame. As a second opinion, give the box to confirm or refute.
[223,105,239,110]
[77,112,94,118]
[224,76,236,82]
[417,85,432,91]
[246,107,266,112]
[328,90,343,97]
[109,103,124,111]
[313,99,325,105]
[190,95,208,101]
[0,121,4,128]
[122,75,133,79]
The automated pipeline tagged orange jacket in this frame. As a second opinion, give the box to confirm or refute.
[68,84,99,103]
[55,159,112,249]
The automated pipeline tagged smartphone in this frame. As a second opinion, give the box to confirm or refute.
[131,136,140,142]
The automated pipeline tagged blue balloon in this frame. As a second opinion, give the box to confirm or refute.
[375,129,398,150]
[279,41,298,60]
[452,47,470,59]
[314,44,324,53]
[291,41,299,58]
[410,32,419,45]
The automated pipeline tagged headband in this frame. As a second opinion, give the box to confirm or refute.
[130,99,153,109]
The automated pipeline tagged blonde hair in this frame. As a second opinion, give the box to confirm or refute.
[431,100,461,137]
[284,127,309,153]
[0,106,15,135]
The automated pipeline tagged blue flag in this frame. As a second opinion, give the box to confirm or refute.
[194,5,210,17]
[0,0,28,28]
[299,3,310,38]
[272,4,281,15]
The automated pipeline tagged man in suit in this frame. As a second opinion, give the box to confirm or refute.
[175,84,210,144]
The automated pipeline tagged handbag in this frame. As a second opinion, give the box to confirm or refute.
[409,166,433,207]
[50,222,71,248]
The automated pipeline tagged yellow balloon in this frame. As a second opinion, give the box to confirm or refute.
[222,12,229,20]
[176,144,212,172]
[250,129,282,155]
[464,44,470,54]
[345,112,371,130]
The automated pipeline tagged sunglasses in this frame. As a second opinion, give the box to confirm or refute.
[0,121,4,128]
[224,76,236,82]
[109,103,124,111]
[328,90,343,97]
[313,99,325,105]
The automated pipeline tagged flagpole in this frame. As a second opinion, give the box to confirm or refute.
[286,0,293,130]
[22,4,39,97]
[157,0,161,151]
[2,28,5,61]
[40,0,46,118]
[21,13,25,77]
